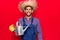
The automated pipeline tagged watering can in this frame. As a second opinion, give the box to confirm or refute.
[15,21,29,36]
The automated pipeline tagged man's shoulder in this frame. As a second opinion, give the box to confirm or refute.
[18,17,40,22]
[33,17,40,22]
[18,17,23,22]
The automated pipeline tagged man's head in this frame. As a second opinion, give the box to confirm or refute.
[18,0,37,16]
[24,5,34,16]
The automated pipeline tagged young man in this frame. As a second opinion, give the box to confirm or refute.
[17,0,42,40]
[9,0,42,40]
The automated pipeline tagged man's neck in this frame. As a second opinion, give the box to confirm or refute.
[25,15,32,21]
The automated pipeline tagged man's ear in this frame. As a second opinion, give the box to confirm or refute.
[23,10,25,12]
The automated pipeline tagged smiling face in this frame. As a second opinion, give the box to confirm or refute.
[24,6,34,17]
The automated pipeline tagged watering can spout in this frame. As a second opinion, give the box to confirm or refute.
[23,25,29,32]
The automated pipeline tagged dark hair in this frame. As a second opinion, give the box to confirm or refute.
[24,5,33,10]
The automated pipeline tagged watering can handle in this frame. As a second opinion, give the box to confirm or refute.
[16,21,19,26]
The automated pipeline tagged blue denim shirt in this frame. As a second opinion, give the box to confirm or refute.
[18,16,42,40]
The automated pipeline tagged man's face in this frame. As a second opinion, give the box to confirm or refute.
[24,6,33,16]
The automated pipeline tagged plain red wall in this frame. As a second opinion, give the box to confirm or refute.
[0,0,60,40]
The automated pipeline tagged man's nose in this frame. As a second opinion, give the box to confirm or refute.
[27,10,30,12]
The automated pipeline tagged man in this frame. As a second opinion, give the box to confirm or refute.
[9,0,42,40]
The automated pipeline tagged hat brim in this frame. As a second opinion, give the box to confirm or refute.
[18,1,37,12]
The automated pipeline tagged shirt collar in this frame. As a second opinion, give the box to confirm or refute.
[24,16,33,21]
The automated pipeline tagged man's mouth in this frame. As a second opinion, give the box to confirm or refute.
[26,12,32,16]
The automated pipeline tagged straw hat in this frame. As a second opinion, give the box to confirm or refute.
[18,0,37,12]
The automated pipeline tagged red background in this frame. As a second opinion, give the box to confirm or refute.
[0,0,60,40]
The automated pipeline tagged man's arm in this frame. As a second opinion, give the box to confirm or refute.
[36,19,42,40]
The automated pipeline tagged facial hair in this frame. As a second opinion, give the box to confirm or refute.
[26,13,32,17]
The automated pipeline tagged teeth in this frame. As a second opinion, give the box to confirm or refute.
[27,13,30,15]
